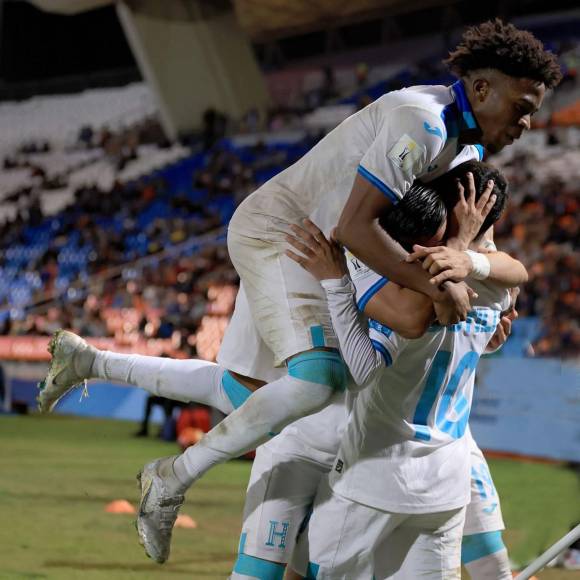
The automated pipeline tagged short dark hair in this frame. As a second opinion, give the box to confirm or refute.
[379,185,447,251]
[445,19,562,89]
[432,160,509,238]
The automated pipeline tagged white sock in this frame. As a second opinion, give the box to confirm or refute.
[91,351,235,414]
[173,374,334,486]
[465,548,512,580]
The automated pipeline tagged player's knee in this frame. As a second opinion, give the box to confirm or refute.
[288,350,348,392]
[462,530,506,564]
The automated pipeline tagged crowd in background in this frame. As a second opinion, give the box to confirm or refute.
[0,71,578,360]
[493,149,579,358]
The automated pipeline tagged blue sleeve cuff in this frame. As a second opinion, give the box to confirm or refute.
[357,277,388,311]
[371,339,393,367]
[357,165,400,204]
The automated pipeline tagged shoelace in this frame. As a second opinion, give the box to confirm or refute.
[158,500,184,531]
[156,495,185,531]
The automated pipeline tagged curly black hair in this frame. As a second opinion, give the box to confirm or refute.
[445,19,562,89]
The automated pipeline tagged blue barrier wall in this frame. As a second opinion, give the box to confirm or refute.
[471,358,580,462]
[10,380,164,423]
[7,358,579,462]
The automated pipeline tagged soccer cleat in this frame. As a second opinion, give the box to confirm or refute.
[136,456,185,564]
[37,329,97,413]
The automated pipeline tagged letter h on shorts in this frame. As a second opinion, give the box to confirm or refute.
[265,520,290,549]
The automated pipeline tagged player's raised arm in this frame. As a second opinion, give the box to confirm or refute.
[407,170,528,287]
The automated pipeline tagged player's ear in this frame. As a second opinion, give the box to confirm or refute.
[472,78,491,103]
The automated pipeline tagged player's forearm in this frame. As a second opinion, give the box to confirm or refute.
[484,252,528,287]
[321,276,385,389]
[364,286,434,339]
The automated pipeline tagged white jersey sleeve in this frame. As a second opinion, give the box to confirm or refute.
[358,105,446,203]
[345,250,388,312]
[321,276,403,389]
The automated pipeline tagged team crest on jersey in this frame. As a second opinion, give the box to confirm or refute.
[335,459,344,473]
[387,134,422,172]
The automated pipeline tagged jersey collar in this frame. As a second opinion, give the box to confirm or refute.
[450,80,482,145]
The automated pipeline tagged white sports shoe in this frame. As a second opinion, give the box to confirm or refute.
[37,329,97,413]
[136,456,185,564]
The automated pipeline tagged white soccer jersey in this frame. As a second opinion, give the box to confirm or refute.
[326,276,510,514]
[230,81,482,239]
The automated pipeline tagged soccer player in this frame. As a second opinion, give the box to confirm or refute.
[232,167,516,580]
[284,207,515,578]
[39,163,518,576]
[40,20,560,562]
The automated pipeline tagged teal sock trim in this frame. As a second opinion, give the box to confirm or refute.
[287,350,347,391]
[462,531,505,564]
[222,371,252,410]
[239,531,247,553]
[233,533,285,580]
[305,561,320,579]
[310,325,325,347]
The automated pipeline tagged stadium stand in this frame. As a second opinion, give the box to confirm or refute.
[0,30,577,428]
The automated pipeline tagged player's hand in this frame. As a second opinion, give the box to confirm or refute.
[433,281,476,325]
[285,219,348,281]
[486,305,519,353]
[448,172,496,250]
[485,287,520,352]
[406,245,473,285]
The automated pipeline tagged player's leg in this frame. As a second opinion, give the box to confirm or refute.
[38,284,266,415]
[230,443,327,579]
[290,479,399,579]
[374,507,465,579]
[137,230,347,563]
[462,442,511,579]
[171,230,347,485]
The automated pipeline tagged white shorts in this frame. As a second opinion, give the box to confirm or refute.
[239,441,328,564]
[292,479,465,579]
[464,442,505,535]
[225,227,339,366]
[218,283,285,383]
[237,437,501,571]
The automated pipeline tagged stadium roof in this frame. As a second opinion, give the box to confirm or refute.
[233,0,455,40]
[27,0,455,39]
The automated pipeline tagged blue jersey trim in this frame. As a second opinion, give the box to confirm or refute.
[451,81,478,131]
[441,104,459,140]
[371,338,392,367]
[357,165,399,204]
[357,277,388,311]
[462,531,505,564]
[475,144,485,161]
[369,318,393,338]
